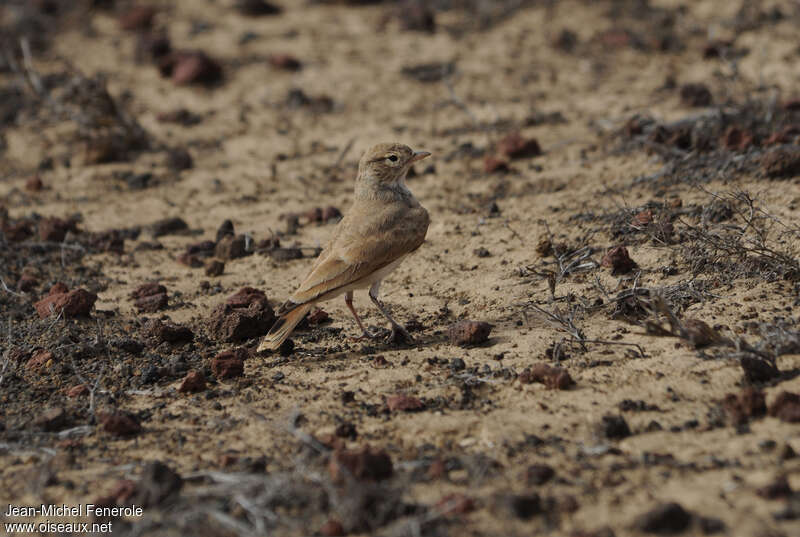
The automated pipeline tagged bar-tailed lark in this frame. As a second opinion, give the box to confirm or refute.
[257,142,431,352]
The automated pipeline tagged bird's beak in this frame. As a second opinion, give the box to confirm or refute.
[410,151,431,163]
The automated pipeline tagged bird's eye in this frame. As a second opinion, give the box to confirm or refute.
[387,155,398,162]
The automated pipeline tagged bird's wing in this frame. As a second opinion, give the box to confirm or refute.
[284,207,428,309]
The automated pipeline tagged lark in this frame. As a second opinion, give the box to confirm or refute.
[257,143,431,352]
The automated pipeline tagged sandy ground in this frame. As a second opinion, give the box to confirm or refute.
[1,1,800,536]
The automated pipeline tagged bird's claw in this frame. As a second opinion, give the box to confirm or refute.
[352,328,382,342]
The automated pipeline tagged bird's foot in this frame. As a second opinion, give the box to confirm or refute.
[352,327,383,342]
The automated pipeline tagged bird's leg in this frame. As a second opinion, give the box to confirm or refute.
[368,281,413,344]
[345,291,378,341]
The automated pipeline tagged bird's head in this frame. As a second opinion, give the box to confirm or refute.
[356,143,431,190]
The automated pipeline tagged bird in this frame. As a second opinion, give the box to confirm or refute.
[257,142,431,353]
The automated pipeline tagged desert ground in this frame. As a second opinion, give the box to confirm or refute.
[1,0,800,536]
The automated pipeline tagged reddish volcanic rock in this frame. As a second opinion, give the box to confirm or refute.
[497,131,542,159]
[768,392,800,423]
[448,320,492,346]
[99,411,142,436]
[207,288,275,342]
[328,446,393,482]
[211,348,248,379]
[601,245,637,275]
[144,319,193,344]
[26,349,54,371]
[119,6,157,31]
[130,283,168,313]
[160,51,223,86]
[483,155,509,174]
[386,394,425,412]
[519,363,574,390]
[178,370,207,393]
[34,288,97,318]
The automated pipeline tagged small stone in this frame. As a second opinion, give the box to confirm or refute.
[135,32,171,61]
[507,493,541,520]
[436,493,475,516]
[680,83,712,107]
[553,28,578,52]
[268,53,302,71]
[600,415,631,440]
[322,206,342,221]
[634,502,692,534]
[319,519,345,536]
[473,247,491,257]
[768,391,800,423]
[130,282,167,300]
[277,338,294,357]
[386,394,425,412]
[18,273,38,292]
[698,516,726,535]
[740,355,780,383]
[131,283,168,313]
[132,461,183,507]
[144,319,194,344]
[49,282,69,295]
[211,349,248,379]
[216,219,235,241]
[450,357,466,371]
[157,108,202,126]
[525,463,555,485]
[177,252,204,267]
[328,446,393,482]
[207,288,275,342]
[26,349,54,371]
[236,0,282,16]
[683,318,721,348]
[38,217,74,242]
[119,5,157,31]
[721,126,753,151]
[484,155,509,174]
[92,479,138,510]
[448,320,492,346]
[34,288,97,318]
[722,387,766,425]
[178,370,207,393]
[25,175,44,191]
[536,238,553,257]
[166,148,193,171]
[99,411,142,436]
[396,1,436,33]
[601,245,638,275]
[631,209,653,227]
[159,51,222,86]
[215,234,248,260]
[756,475,792,499]
[519,363,574,390]
[33,407,67,432]
[761,147,800,179]
[205,259,225,277]
[67,384,90,398]
[269,247,303,261]
[497,131,542,159]
[307,308,329,325]
[149,217,188,237]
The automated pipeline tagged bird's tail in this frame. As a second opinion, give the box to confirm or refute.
[257,303,312,352]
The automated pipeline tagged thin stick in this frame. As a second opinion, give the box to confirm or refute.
[0,318,11,388]
[0,276,23,297]
[333,138,355,169]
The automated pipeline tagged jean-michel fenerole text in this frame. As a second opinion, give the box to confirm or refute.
[4,503,144,517]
